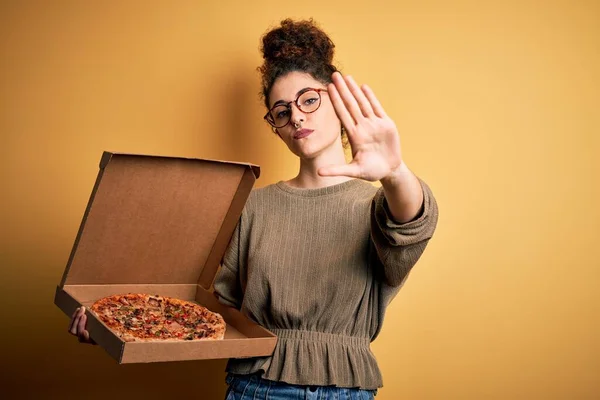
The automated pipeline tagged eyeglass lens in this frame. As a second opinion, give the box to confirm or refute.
[269,90,322,128]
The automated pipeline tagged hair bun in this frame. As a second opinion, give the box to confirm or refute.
[258,18,338,109]
[261,18,335,65]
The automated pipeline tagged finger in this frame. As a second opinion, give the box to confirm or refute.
[69,308,84,336]
[361,84,387,118]
[318,163,362,179]
[79,319,97,345]
[327,83,356,132]
[331,72,364,123]
[345,75,374,118]
[77,309,87,337]
[68,308,80,335]
[78,317,91,343]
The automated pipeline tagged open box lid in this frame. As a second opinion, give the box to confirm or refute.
[59,152,259,290]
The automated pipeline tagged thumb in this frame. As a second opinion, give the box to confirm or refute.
[318,163,361,178]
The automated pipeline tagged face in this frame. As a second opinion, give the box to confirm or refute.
[268,71,342,160]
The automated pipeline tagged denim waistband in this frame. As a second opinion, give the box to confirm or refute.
[225,372,377,399]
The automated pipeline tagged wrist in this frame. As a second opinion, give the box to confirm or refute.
[380,161,409,188]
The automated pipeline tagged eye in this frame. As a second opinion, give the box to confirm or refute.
[276,109,290,119]
[303,97,318,106]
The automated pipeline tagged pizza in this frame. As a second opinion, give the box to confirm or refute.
[90,294,226,342]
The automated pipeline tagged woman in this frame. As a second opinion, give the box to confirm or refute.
[69,18,438,400]
[213,19,438,399]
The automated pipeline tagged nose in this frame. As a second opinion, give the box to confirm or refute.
[289,103,305,126]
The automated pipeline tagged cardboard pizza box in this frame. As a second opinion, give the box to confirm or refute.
[54,151,277,363]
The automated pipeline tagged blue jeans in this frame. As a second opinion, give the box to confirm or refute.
[225,373,377,399]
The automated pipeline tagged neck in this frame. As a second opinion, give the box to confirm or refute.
[286,139,352,189]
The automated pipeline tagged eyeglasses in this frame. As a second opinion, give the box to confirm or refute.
[264,88,328,128]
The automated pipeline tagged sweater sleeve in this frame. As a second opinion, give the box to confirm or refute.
[370,178,439,287]
[213,218,244,309]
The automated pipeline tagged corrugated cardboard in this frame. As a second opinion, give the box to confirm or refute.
[54,152,277,363]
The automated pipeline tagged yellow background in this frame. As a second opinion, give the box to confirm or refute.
[1,0,598,399]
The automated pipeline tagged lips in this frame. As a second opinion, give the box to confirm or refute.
[293,129,314,139]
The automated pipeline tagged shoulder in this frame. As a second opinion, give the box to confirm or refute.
[246,183,280,207]
[239,183,281,221]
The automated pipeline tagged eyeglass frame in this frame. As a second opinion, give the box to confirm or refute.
[263,88,328,128]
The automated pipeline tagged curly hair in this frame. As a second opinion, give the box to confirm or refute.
[258,18,339,110]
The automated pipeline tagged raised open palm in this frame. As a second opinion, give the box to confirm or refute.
[318,72,403,182]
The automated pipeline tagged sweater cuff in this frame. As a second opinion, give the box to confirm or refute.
[373,178,438,247]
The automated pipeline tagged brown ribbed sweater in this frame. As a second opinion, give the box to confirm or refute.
[214,178,438,389]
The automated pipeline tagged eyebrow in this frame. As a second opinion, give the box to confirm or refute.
[272,87,313,108]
